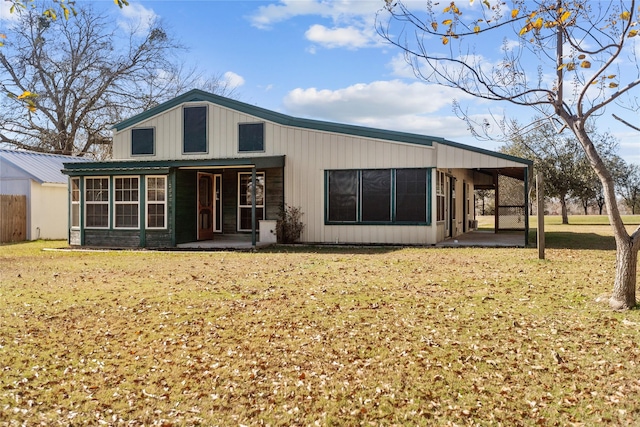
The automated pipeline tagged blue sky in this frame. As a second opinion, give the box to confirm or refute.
[1,0,638,164]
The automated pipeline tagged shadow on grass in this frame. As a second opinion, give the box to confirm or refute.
[533,231,616,250]
[261,244,409,255]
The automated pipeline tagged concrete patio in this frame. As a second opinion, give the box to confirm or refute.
[176,234,272,250]
[435,230,528,248]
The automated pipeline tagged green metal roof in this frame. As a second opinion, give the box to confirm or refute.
[62,156,286,176]
[112,89,532,167]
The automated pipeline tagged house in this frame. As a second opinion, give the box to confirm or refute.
[0,149,90,241]
[61,89,532,248]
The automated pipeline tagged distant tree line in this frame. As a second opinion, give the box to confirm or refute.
[499,119,640,221]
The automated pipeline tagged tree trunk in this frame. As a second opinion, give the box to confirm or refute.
[609,238,638,310]
[568,124,639,310]
[560,197,569,224]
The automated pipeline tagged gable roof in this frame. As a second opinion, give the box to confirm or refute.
[113,89,532,167]
[0,149,90,184]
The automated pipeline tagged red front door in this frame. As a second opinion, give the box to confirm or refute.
[197,172,214,240]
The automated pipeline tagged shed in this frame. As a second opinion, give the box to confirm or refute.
[0,149,89,241]
[62,89,532,248]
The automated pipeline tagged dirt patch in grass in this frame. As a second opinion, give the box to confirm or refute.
[1,232,639,425]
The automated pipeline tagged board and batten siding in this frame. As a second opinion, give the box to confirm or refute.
[112,101,458,245]
[435,142,525,169]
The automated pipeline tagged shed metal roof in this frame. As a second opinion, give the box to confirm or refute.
[0,149,91,184]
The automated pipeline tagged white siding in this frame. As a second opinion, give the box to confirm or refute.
[112,100,527,245]
[30,182,69,240]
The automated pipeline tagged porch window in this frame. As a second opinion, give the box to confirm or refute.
[239,122,265,152]
[361,170,391,222]
[146,176,167,229]
[396,169,427,222]
[131,128,155,156]
[114,177,139,228]
[327,170,358,222]
[85,177,109,228]
[436,171,445,222]
[71,177,80,228]
[326,168,430,225]
[238,172,265,231]
[183,106,207,153]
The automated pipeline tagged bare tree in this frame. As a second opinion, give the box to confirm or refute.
[0,3,232,158]
[378,0,640,309]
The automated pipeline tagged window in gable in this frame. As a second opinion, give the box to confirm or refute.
[239,122,265,152]
[131,128,155,156]
[183,106,207,153]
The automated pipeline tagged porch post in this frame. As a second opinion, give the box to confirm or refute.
[494,171,499,233]
[524,167,529,247]
[251,167,256,248]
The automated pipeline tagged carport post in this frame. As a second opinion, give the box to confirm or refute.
[537,171,545,259]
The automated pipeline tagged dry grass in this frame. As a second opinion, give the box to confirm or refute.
[1,217,639,426]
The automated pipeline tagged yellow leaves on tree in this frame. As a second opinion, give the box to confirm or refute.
[10,91,38,113]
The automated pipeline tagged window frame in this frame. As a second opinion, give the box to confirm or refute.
[84,177,110,229]
[131,127,155,156]
[325,168,431,226]
[70,177,80,229]
[146,176,167,230]
[237,172,265,232]
[436,170,446,222]
[114,176,140,229]
[182,105,208,154]
[238,122,265,153]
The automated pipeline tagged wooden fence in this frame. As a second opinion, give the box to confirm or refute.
[1,195,27,243]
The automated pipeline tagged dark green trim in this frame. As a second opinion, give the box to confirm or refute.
[62,156,286,176]
[170,171,177,247]
[80,177,85,245]
[427,169,432,226]
[140,177,146,248]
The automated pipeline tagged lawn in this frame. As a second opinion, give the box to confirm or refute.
[1,216,639,426]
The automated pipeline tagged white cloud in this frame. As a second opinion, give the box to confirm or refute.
[250,0,383,49]
[249,0,330,30]
[388,53,416,78]
[283,80,477,138]
[223,71,245,89]
[117,3,158,35]
[305,24,372,49]
[0,1,20,22]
